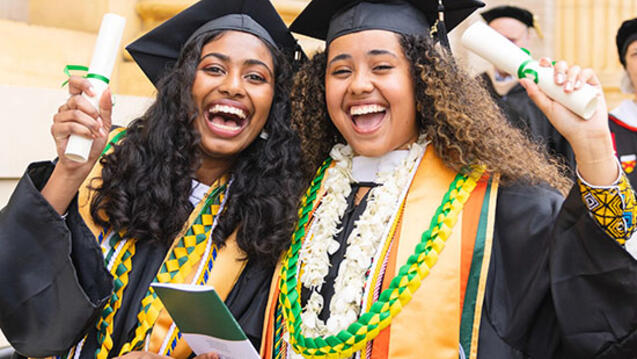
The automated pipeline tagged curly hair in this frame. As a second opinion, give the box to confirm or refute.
[290,33,571,193]
[90,30,303,264]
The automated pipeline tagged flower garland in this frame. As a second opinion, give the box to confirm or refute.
[298,137,427,338]
[278,149,486,358]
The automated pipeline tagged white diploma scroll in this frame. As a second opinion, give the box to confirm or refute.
[64,13,126,162]
[461,22,599,120]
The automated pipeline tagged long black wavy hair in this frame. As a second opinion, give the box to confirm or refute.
[90,30,304,264]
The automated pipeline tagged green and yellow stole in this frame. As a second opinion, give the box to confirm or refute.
[261,149,499,359]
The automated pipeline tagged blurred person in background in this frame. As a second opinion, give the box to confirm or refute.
[611,17,637,257]
[479,5,575,172]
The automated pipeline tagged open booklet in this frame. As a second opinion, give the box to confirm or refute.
[151,283,260,359]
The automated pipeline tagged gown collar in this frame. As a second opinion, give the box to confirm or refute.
[611,99,637,129]
[351,150,409,184]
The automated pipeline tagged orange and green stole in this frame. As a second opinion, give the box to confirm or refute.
[261,150,499,359]
[54,129,247,359]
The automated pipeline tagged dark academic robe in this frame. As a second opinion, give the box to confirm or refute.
[0,161,273,358]
[609,115,637,188]
[479,73,576,171]
[301,182,637,358]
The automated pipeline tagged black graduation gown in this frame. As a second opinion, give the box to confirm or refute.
[0,161,273,358]
[479,73,576,171]
[609,114,637,188]
[302,182,637,358]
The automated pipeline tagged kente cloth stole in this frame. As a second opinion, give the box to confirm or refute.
[53,129,246,359]
[260,150,499,359]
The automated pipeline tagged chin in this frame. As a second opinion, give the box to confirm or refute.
[349,141,393,158]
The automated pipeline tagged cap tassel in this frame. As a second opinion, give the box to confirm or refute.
[436,0,451,51]
[532,15,544,40]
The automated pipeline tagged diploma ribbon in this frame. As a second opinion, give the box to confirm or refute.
[516,48,539,84]
[61,65,110,87]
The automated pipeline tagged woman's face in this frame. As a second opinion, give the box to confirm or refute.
[191,30,275,161]
[325,30,419,157]
[626,41,637,94]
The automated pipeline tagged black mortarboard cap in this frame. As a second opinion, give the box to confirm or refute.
[126,0,304,86]
[617,18,637,67]
[289,0,484,45]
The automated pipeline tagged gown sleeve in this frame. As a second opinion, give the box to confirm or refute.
[480,183,637,358]
[551,185,637,358]
[0,161,113,357]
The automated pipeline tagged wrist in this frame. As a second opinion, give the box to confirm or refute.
[571,129,614,164]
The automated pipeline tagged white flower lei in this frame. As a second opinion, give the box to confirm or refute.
[297,136,427,338]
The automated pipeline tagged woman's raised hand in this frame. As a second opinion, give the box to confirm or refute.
[521,59,618,186]
[52,75,112,172]
[41,75,113,215]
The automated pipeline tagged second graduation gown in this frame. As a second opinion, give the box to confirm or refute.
[0,134,273,358]
[610,100,637,188]
[261,149,637,359]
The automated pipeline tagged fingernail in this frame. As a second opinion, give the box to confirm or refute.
[556,73,565,84]
[565,81,573,91]
[575,80,582,89]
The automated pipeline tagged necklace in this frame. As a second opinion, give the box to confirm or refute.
[298,138,426,337]
[278,151,485,358]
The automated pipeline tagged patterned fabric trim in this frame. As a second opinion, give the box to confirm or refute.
[578,164,637,245]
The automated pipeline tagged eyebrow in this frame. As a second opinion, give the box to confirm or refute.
[327,49,398,66]
[367,49,398,58]
[201,52,274,78]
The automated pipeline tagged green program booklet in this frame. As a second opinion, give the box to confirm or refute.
[151,283,261,359]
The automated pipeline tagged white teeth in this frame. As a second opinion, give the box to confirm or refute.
[209,104,247,119]
[350,104,386,116]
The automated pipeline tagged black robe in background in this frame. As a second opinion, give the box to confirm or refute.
[302,182,637,358]
[479,73,576,172]
[0,162,273,358]
[609,114,637,188]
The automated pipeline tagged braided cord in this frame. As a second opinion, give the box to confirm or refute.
[278,164,485,358]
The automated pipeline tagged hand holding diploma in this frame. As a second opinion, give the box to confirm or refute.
[520,59,619,187]
[462,21,618,186]
[41,76,113,215]
[65,13,125,162]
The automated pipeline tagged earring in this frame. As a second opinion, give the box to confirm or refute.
[259,130,269,140]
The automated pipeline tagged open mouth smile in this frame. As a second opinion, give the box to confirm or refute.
[349,104,387,134]
[205,103,249,137]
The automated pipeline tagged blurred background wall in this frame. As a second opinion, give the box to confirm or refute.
[1,0,636,348]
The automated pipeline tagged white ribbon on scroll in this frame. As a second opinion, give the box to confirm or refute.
[64,13,126,162]
[461,22,599,120]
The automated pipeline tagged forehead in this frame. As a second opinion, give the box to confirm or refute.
[200,30,274,65]
[628,40,637,53]
[327,29,404,59]
[488,17,529,37]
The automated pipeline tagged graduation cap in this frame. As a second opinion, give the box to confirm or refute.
[480,5,544,39]
[289,0,485,49]
[126,0,304,87]
[617,18,637,67]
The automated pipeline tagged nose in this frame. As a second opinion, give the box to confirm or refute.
[218,71,245,98]
[349,69,374,95]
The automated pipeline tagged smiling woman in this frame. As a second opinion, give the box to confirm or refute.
[260,1,637,359]
[0,0,305,358]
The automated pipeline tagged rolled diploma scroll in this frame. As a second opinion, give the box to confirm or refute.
[64,13,126,162]
[461,22,599,120]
